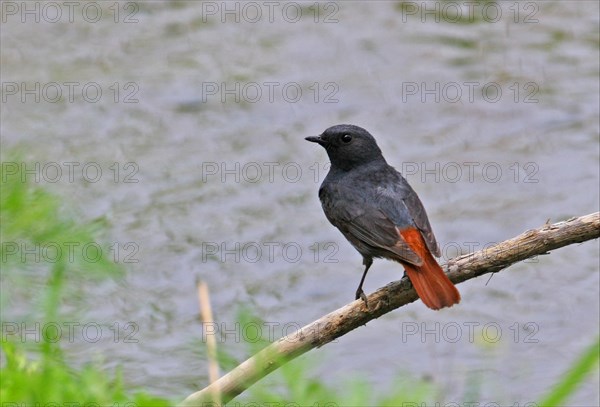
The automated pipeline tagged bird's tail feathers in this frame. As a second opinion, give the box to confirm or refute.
[399,228,460,310]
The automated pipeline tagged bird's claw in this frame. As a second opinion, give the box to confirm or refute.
[355,289,369,308]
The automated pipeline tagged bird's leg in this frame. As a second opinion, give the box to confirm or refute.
[355,257,373,305]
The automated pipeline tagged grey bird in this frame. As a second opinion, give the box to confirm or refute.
[306,124,460,310]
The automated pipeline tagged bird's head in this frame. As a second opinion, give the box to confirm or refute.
[305,124,385,171]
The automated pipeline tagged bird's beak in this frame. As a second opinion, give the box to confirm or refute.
[305,135,325,145]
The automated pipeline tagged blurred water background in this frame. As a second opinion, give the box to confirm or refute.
[2,1,599,404]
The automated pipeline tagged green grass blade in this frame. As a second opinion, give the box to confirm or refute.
[538,337,600,406]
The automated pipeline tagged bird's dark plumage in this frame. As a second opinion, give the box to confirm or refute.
[306,124,460,310]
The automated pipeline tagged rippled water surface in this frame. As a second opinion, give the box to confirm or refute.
[2,1,599,404]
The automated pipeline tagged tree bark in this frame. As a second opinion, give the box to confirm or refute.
[182,212,600,406]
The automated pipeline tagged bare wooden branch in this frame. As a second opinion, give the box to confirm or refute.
[182,212,600,406]
[197,280,221,405]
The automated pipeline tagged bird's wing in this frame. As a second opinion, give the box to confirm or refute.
[375,175,441,258]
[345,211,424,266]
[319,185,423,265]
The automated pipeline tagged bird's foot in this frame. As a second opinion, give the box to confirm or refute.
[355,289,369,308]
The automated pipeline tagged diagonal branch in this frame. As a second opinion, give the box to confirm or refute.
[182,212,600,406]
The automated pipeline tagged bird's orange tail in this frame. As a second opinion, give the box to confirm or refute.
[399,228,460,310]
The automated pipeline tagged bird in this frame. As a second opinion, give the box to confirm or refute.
[305,124,460,310]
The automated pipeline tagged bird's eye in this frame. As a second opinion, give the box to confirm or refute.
[341,134,352,143]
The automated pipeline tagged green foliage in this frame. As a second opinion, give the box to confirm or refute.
[538,337,600,406]
[1,340,170,405]
[1,157,172,405]
[246,358,438,406]
[1,158,122,319]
